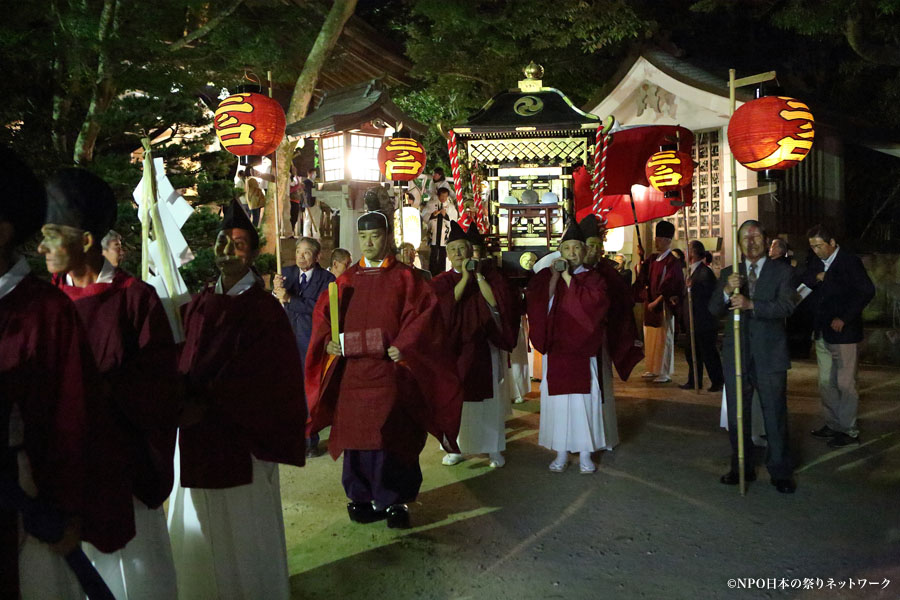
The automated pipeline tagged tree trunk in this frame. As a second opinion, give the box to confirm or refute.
[72,0,120,165]
[262,0,357,259]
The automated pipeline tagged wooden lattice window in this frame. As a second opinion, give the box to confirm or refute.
[676,129,722,240]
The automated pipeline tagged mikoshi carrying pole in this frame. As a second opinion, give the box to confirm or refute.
[268,70,283,276]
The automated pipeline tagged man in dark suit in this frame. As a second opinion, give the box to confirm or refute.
[681,240,724,392]
[803,224,875,448]
[709,220,797,493]
[274,236,336,457]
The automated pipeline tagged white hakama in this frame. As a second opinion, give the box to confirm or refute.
[643,311,675,377]
[83,498,177,600]
[504,316,533,402]
[538,355,618,453]
[458,344,510,454]
[168,447,289,600]
[9,403,81,600]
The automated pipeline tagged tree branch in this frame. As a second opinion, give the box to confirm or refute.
[844,13,900,67]
[859,178,900,239]
[445,71,492,87]
[169,0,245,53]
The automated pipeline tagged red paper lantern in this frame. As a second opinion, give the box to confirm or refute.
[214,93,286,156]
[377,137,427,181]
[727,96,814,171]
[645,150,694,194]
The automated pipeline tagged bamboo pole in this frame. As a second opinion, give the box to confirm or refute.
[268,70,282,276]
[728,69,747,496]
[141,138,184,339]
[329,281,340,343]
[140,147,151,281]
[680,206,700,394]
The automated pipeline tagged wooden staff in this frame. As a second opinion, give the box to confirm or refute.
[680,206,700,394]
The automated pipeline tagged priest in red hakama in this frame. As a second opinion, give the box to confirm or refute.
[432,223,519,468]
[39,168,179,599]
[305,208,463,529]
[1,150,123,599]
[579,215,643,447]
[633,220,684,384]
[169,200,306,600]
[526,220,611,474]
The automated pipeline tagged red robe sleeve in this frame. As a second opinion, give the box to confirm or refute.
[595,260,643,380]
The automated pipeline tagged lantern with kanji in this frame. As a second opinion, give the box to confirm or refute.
[214,92,286,156]
[727,96,814,172]
[377,137,426,181]
[645,150,694,199]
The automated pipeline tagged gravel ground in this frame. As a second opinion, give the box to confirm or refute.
[279,357,900,600]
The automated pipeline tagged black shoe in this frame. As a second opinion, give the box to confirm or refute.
[811,425,838,439]
[770,477,796,494]
[707,383,723,393]
[720,470,756,485]
[679,382,695,390]
[385,504,410,529]
[306,445,325,459]
[827,432,860,448]
[347,502,387,524]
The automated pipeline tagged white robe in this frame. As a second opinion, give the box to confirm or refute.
[504,316,532,402]
[83,498,177,600]
[457,344,510,454]
[538,355,618,453]
[719,390,767,447]
[643,310,675,377]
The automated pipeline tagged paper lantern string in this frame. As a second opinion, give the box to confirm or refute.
[447,130,470,228]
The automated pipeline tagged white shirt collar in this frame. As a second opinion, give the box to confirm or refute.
[65,258,116,287]
[689,260,703,274]
[822,246,840,271]
[0,255,30,300]
[299,265,315,279]
[215,268,257,296]
[363,257,383,268]
[573,264,588,275]
[745,256,766,272]
[656,248,672,262]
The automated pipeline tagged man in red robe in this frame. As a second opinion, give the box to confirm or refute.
[305,208,463,529]
[633,220,684,383]
[526,220,611,473]
[1,150,122,599]
[170,200,306,600]
[39,167,180,597]
[432,222,519,468]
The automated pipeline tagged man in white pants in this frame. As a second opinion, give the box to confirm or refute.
[633,221,684,384]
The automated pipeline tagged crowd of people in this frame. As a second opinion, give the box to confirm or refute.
[0,147,877,599]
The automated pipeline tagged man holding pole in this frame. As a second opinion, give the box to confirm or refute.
[709,220,796,494]
[634,221,684,384]
[681,240,724,392]
[169,200,306,600]
[305,206,462,529]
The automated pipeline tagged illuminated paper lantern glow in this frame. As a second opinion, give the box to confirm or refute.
[645,150,694,195]
[727,96,814,171]
[377,137,427,181]
[214,93,286,156]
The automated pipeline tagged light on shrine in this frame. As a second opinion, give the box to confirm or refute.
[378,137,427,181]
[645,150,694,198]
[214,93,286,156]
[727,96,815,171]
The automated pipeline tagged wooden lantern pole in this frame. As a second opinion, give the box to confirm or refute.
[268,70,282,276]
[680,205,700,395]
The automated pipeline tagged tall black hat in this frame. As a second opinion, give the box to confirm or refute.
[465,223,485,247]
[0,147,46,245]
[578,214,606,240]
[655,220,675,239]
[446,220,467,244]
[45,168,117,241]
[220,198,260,248]
[560,217,586,243]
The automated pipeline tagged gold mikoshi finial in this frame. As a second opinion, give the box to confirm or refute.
[523,61,544,80]
[519,62,544,92]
